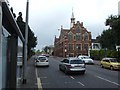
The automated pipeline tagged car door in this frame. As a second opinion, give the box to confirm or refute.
[101,59,106,67]
[105,59,110,68]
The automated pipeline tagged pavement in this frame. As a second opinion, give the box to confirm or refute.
[17,56,38,89]
[18,56,100,89]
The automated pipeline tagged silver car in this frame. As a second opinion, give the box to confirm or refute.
[59,57,86,74]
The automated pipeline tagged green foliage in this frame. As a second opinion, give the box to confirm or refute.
[90,50,118,60]
[36,49,41,55]
[16,12,37,58]
[98,15,120,50]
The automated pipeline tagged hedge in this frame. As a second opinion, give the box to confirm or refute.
[90,50,118,60]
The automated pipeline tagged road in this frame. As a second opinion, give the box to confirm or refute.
[34,56,120,89]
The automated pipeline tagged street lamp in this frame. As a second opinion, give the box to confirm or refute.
[23,0,29,84]
[65,49,67,57]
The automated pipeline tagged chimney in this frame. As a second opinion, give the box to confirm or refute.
[81,22,83,26]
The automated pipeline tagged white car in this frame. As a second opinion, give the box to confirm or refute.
[35,55,49,67]
[78,55,94,64]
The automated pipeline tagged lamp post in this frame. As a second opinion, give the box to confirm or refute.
[23,0,29,84]
[65,49,67,57]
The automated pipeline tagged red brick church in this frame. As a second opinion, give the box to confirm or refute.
[54,11,92,57]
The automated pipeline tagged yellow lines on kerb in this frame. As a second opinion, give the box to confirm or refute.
[35,68,42,90]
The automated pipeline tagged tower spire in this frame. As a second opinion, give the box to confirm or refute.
[72,8,74,18]
[70,8,75,28]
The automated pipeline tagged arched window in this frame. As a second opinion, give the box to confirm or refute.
[76,27,81,33]
[68,32,73,41]
[84,32,89,41]
[76,33,81,41]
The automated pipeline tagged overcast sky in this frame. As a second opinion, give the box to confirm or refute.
[8,0,119,50]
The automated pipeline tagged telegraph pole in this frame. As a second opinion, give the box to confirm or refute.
[23,0,29,84]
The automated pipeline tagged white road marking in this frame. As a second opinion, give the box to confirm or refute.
[70,76,75,79]
[35,68,38,77]
[35,68,43,90]
[96,75,120,86]
[37,78,42,90]
[39,77,47,79]
[77,82,85,86]
[64,82,74,84]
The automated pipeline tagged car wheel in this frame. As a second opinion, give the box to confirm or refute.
[110,66,114,70]
[64,69,68,74]
[59,67,62,71]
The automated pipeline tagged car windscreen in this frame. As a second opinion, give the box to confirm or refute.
[81,56,90,59]
[70,60,83,64]
[110,59,120,62]
[38,57,46,60]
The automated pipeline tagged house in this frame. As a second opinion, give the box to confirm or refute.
[54,11,92,57]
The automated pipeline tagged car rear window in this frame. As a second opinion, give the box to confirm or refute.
[70,60,83,64]
[38,57,46,60]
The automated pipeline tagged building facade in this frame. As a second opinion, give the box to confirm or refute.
[54,12,92,57]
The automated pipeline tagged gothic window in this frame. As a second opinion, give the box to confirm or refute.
[84,44,88,50]
[68,32,73,41]
[84,33,89,41]
[76,44,81,51]
[76,27,81,33]
[76,33,81,41]
[68,44,73,51]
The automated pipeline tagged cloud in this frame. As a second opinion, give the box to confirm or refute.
[9,0,119,50]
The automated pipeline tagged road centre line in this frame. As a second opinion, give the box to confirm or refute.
[37,78,42,90]
[70,76,75,79]
[35,68,43,90]
[35,68,38,78]
[96,75,120,86]
[77,82,85,86]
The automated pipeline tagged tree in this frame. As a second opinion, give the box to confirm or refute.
[98,15,120,50]
[99,29,115,50]
[105,15,120,45]
[42,45,54,54]
[17,12,37,58]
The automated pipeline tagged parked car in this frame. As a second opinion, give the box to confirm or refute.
[17,56,23,67]
[78,55,94,64]
[35,55,49,67]
[59,57,86,74]
[100,58,120,70]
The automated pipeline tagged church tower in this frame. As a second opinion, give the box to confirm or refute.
[70,9,75,28]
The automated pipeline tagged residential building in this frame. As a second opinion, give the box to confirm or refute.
[54,12,92,57]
